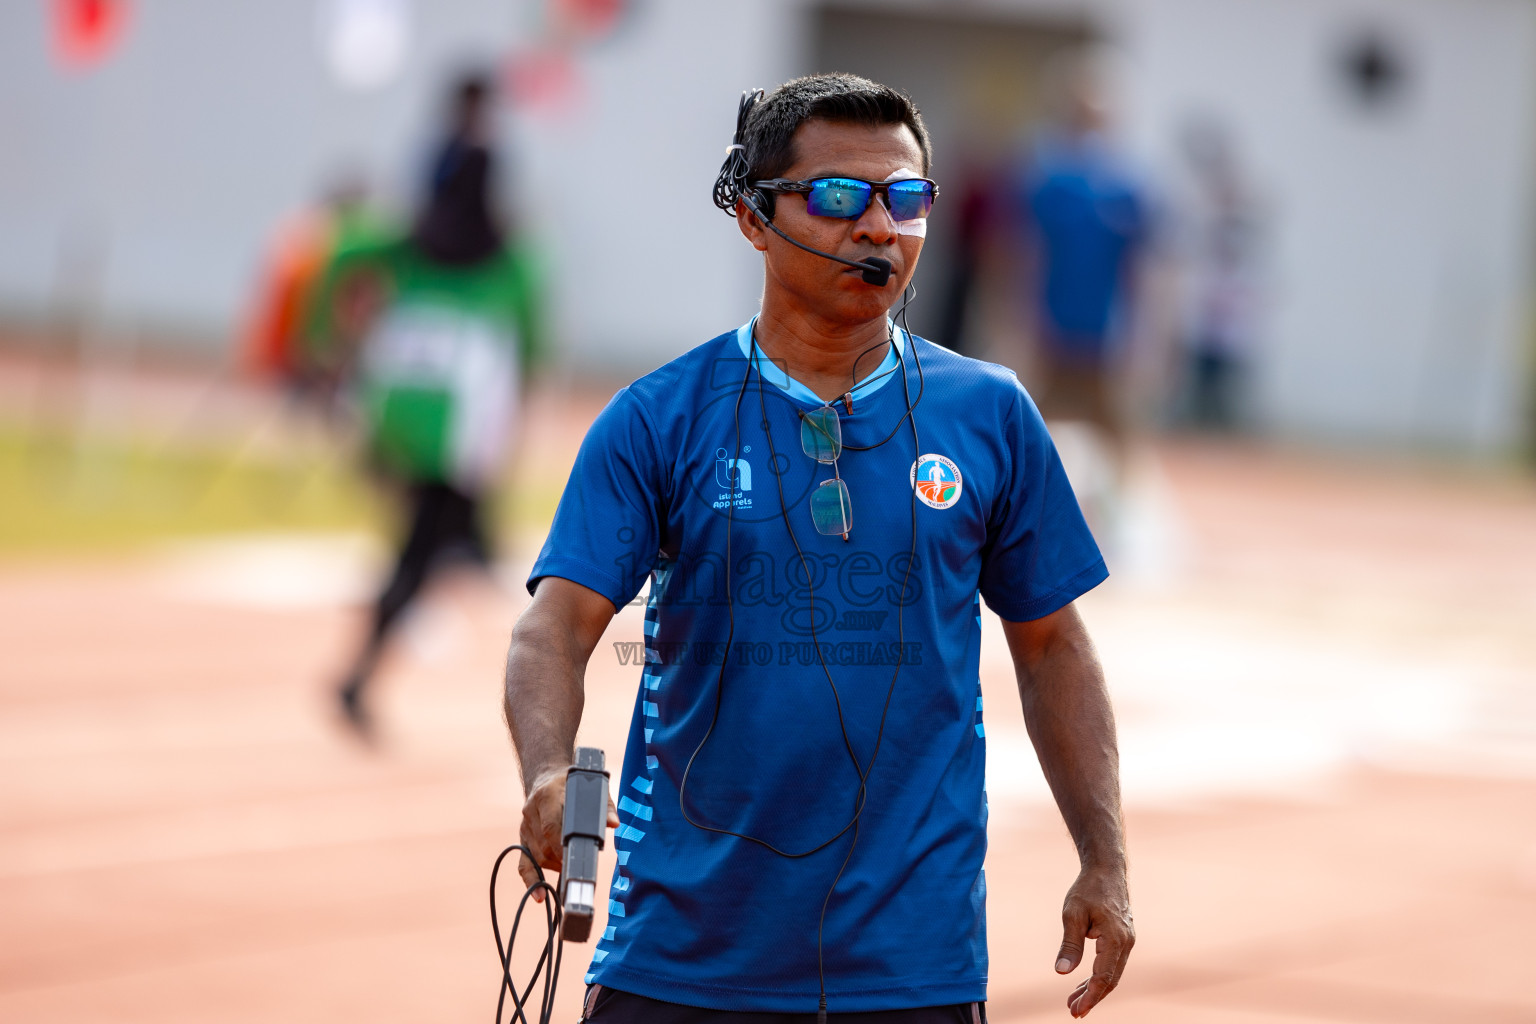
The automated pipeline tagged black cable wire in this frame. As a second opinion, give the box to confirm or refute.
[694,83,939,1018]
[839,286,926,451]
[489,844,565,1024]
[487,310,928,1017]
[495,84,934,1022]
[675,296,924,1020]
[678,323,910,857]
[713,90,763,215]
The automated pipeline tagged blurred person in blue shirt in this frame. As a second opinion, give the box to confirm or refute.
[502,74,1132,1022]
[1015,55,1149,477]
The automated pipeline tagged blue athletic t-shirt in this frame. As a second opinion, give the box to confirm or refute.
[1021,131,1147,353]
[528,320,1106,1012]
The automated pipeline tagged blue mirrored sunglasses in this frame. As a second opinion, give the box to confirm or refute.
[753,176,938,223]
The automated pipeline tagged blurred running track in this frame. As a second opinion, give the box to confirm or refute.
[2,362,1535,1022]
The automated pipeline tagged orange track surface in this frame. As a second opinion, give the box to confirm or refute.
[2,420,1535,1022]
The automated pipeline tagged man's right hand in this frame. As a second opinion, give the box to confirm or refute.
[517,768,621,901]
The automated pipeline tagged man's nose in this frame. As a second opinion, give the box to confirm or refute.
[851,193,898,246]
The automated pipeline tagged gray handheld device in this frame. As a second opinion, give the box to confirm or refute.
[558,747,608,942]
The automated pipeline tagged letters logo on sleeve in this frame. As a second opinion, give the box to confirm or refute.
[910,454,963,510]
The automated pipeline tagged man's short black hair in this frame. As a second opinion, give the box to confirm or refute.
[743,73,932,182]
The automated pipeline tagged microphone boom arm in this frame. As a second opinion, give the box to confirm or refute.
[746,196,894,287]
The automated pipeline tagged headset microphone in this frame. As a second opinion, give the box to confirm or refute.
[744,193,895,287]
[858,257,894,287]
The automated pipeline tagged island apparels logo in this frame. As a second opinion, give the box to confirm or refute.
[910,454,962,509]
[712,447,752,510]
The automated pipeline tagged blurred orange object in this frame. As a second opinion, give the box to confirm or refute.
[241,213,329,382]
[53,0,129,69]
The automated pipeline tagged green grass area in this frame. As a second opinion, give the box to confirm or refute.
[0,409,567,558]
[0,422,388,555]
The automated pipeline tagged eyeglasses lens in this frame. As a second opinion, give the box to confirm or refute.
[806,178,872,219]
[887,180,934,222]
[809,478,853,536]
[800,407,842,462]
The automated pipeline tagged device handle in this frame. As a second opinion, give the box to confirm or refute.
[558,746,608,942]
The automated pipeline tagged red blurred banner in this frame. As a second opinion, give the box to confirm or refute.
[556,0,626,38]
[53,0,130,70]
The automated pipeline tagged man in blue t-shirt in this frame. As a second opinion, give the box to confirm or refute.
[503,75,1133,1022]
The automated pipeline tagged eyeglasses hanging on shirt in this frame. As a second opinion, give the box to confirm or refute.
[748,324,926,542]
[799,405,852,539]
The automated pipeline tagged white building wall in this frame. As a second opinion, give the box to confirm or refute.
[0,0,1532,451]
[1118,0,1536,448]
[511,0,798,368]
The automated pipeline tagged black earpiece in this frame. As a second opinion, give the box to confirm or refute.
[745,187,774,221]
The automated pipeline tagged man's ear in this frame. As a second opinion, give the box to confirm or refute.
[736,199,770,253]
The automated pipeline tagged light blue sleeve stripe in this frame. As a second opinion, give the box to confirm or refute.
[603,925,616,941]
[644,648,660,664]
[643,618,659,637]
[618,795,653,820]
[976,695,984,711]
[643,701,659,717]
[616,824,646,843]
[612,874,631,892]
[644,728,654,743]
[631,776,653,795]
[645,755,658,770]
[585,972,595,984]
[592,948,610,962]
[643,671,662,690]
[975,723,986,738]
[616,850,631,865]
[608,899,626,918]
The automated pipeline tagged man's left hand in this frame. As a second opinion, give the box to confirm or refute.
[1054,864,1134,1017]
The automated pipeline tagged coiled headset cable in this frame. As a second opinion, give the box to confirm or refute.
[488,844,564,1024]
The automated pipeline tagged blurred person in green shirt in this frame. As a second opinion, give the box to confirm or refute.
[308,73,546,739]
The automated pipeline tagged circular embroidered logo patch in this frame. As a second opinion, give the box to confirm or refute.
[910,454,963,509]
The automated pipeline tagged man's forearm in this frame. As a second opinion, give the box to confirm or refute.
[1013,617,1125,869]
[1005,606,1133,1015]
[503,608,587,793]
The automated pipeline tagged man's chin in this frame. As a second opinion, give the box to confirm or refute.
[822,294,898,328]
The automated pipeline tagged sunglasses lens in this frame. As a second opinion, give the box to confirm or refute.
[809,479,853,536]
[806,178,872,219]
[800,407,842,463]
[886,179,934,222]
